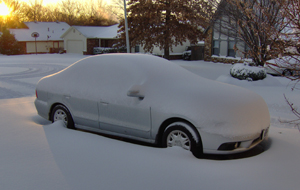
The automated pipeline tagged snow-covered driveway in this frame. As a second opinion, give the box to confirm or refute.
[0,54,86,99]
[0,54,299,190]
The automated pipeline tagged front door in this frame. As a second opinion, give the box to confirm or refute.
[98,97,151,139]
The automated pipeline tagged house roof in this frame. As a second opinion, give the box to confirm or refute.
[10,22,70,42]
[61,24,119,39]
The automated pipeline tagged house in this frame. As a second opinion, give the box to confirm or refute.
[61,24,195,58]
[133,41,192,60]
[204,0,289,64]
[10,22,70,54]
[60,25,119,55]
[203,19,248,63]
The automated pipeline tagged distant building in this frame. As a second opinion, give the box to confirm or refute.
[60,24,194,58]
[10,22,70,54]
[60,25,119,55]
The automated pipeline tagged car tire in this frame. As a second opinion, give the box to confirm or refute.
[162,122,203,158]
[51,105,75,129]
[283,69,293,76]
[183,54,191,60]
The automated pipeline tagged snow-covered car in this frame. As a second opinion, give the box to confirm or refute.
[265,56,300,76]
[93,47,116,55]
[182,46,191,60]
[35,54,270,158]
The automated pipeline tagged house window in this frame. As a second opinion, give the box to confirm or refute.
[135,46,140,53]
[213,40,220,55]
[101,39,109,47]
[228,41,236,57]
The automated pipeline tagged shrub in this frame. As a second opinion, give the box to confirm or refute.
[230,63,267,81]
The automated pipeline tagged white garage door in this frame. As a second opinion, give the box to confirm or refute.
[67,40,84,54]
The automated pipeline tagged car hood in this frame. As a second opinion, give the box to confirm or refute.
[146,69,270,140]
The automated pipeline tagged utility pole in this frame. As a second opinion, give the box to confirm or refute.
[123,0,130,53]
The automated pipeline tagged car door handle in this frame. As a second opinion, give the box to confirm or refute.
[100,101,109,106]
[64,95,71,99]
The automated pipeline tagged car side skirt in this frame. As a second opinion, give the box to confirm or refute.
[75,124,156,144]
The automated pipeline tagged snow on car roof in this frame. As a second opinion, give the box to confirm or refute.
[267,56,300,65]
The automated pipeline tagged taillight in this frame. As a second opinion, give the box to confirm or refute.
[35,89,38,98]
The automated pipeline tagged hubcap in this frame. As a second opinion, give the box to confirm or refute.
[167,130,191,150]
[53,109,68,126]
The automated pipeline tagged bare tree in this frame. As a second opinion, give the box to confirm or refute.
[214,0,286,66]
[273,0,300,80]
[26,0,45,21]
[1,0,27,28]
[59,0,82,25]
[109,0,125,20]
[272,0,300,127]
[2,0,117,26]
[81,0,117,26]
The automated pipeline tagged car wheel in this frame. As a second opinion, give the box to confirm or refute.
[283,69,293,76]
[184,54,191,60]
[162,122,202,158]
[51,105,75,129]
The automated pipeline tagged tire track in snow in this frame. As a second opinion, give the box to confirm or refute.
[0,64,65,79]
[0,64,66,99]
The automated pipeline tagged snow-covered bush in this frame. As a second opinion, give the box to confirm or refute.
[93,47,117,54]
[230,63,266,81]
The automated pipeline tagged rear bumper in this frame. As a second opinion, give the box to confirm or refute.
[34,98,50,120]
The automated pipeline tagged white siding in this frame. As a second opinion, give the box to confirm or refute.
[26,41,64,53]
[67,40,84,54]
[63,28,87,54]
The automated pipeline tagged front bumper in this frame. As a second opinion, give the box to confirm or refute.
[217,127,269,151]
[201,127,269,155]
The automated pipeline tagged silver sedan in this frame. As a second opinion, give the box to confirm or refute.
[35,54,270,158]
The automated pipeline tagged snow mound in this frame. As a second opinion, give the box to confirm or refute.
[217,74,283,87]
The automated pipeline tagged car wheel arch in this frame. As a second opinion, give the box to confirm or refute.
[50,103,75,129]
[49,103,72,120]
[156,118,202,149]
[282,69,293,76]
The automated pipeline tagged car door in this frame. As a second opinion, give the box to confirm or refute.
[93,58,152,139]
[98,87,151,139]
[64,95,99,129]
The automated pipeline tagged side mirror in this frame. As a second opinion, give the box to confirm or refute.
[127,85,145,100]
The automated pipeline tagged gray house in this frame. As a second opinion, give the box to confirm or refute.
[204,16,250,63]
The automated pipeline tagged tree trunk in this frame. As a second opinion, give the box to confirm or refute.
[164,45,170,60]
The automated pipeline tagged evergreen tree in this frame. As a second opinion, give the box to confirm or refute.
[118,0,214,60]
[0,27,22,55]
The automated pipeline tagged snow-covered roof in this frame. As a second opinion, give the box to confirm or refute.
[10,22,70,42]
[61,24,118,39]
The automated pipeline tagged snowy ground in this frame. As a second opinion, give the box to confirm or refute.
[0,54,299,190]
